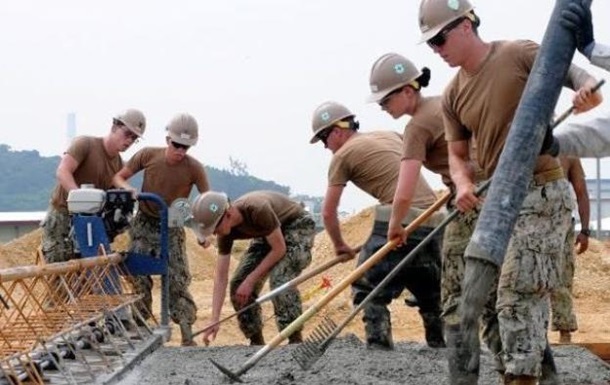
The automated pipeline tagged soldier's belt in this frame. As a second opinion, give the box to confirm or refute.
[374,204,446,229]
[532,166,565,186]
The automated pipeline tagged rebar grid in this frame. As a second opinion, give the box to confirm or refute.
[0,254,153,385]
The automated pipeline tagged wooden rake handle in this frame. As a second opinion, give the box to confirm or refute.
[233,191,452,376]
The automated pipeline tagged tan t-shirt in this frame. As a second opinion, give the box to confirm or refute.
[51,136,123,209]
[443,40,592,179]
[559,155,586,188]
[403,96,450,186]
[126,147,209,217]
[328,131,436,208]
[216,191,306,255]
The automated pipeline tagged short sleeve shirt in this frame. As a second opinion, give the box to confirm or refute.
[402,96,451,186]
[328,131,436,208]
[127,147,210,217]
[216,191,305,255]
[442,40,589,178]
[51,136,123,209]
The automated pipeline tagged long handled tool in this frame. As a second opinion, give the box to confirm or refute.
[208,191,451,382]
[551,79,605,129]
[192,247,361,340]
[291,181,490,370]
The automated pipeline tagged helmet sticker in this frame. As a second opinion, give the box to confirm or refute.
[209,203,219,213]
[180,133,192,139]
[394,63,405,74]
[447,0,460,11]
[321,111,330,121]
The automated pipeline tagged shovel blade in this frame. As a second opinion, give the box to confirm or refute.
[209,358,244,383]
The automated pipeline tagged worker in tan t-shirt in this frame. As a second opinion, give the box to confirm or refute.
[309,101,445,349]
[192,190,315,346]
[418,0,602,383]
[551,156,590,344]
[113,113,209,346]
[41,108,146,264]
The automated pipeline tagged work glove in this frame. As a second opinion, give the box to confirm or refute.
[540,124,560,157]
[560,0,595,59]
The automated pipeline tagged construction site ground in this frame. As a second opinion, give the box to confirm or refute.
[2,207,610,384]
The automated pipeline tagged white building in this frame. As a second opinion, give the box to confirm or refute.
[0,212,46,244]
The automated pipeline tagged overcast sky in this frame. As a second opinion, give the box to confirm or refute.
[1,0,609,213]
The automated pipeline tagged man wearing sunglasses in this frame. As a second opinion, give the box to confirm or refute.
[113,113,209,346]
[309,101,446,350]
[419,0,602,383]
[41,108,146,265]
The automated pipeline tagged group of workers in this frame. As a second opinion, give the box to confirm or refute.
[39,0,610,384]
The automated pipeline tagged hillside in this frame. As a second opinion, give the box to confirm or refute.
[0,144,293,211]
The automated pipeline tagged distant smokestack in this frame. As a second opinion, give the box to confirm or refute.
[66,113,76,146]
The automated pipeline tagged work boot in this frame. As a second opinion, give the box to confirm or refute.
[445,324,479,385]
[558,330,571,344]
[249,331,265,346]
[288,331,303,344]
[363,304,394,350]
[180,323,197,347]
[421,311,445,348]
[503,374,537,385]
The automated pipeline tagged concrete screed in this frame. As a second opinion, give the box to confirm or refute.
[116,334,610,385]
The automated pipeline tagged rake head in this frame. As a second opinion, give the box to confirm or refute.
[292,315,337,370]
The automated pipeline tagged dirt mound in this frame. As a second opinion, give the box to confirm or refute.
[2,210,610,347]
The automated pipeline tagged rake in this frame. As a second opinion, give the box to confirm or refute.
[208,190,451,382]
[292,181,492,370]
[191,247,361,340]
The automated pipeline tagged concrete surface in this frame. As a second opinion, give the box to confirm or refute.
[116,334,610,385]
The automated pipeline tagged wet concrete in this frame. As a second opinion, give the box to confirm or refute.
[116,334,610,385]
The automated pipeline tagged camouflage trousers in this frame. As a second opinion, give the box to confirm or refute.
[129,212,197,326]
[41,207,73,263]
[497,179,573,377]
[352,219,443,348]
[550,218,578,332]
[230,214,315,339]
[442,188,502,365]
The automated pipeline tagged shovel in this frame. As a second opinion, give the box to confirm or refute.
[192,246,362,340]
[208,190,451,382]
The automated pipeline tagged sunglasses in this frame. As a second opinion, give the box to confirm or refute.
[170,141,190,151]
[379,87,404,107]
[316,128,333,145]
[427,17,465,48]
[120,127,140,142]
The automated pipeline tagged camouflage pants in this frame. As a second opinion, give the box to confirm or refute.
[230,214,315,338]
[442,193,502,365]
[129,212,197,326]
[550,218,577,332]
[41,207,74,263]
[497,179,573,377]
[352,220,443,347]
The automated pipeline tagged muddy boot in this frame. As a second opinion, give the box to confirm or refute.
[363,304,394,350]
[558,330,571,344]
[445,324,479,385]
[180,323,197,347]
[288,331,303,344]
[249,331,265,346]
[421,311,445,348]
[503,374,537,385]
[539,343,562,385]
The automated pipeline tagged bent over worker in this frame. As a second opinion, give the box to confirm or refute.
[310,101,445,349]
[194,190,315,346]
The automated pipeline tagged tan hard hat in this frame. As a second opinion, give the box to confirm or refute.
[309,101,354,144]
[166,113,199,146]
[418,0,474,43]
[191,191,229,235]
[367,53,421,103]
[114,109,146,137]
